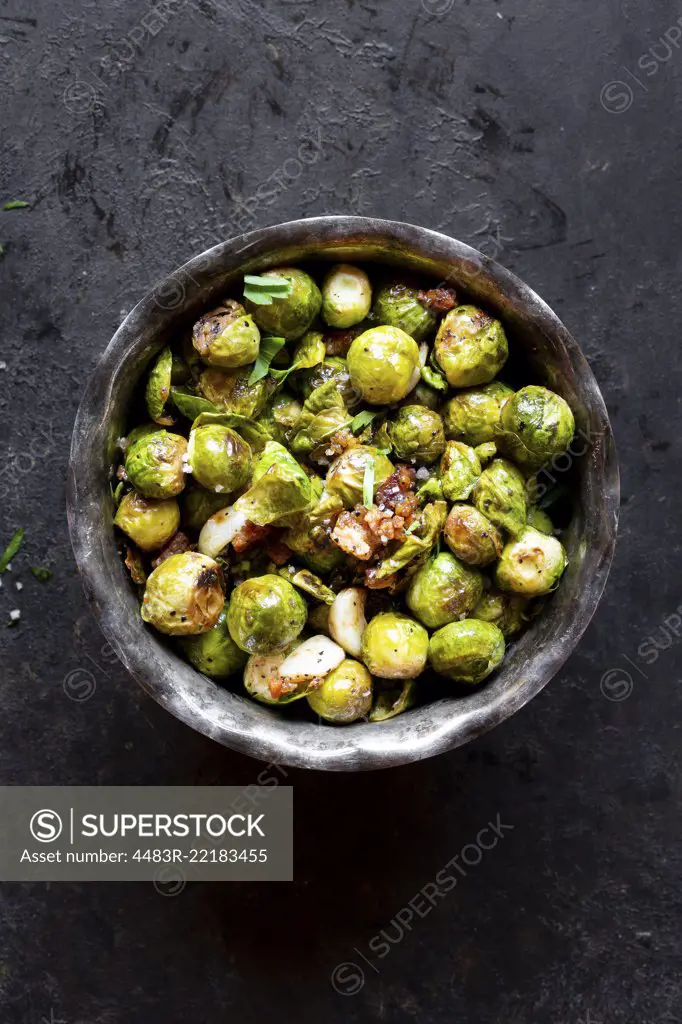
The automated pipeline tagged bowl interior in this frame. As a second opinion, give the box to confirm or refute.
[67,217,619,771]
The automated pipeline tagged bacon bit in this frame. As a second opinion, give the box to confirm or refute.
[151,531,195,569]
[269,675,299,700]
[124,545,147,585]
[264,538,293,566]
[364,567,400,590]
[363,505,406,544]
[331,511,378,561]
[323,428,360,459]
[232,521,272,554]
[417,286,458,313]
[375,466,420,526]
[322,327,363,357]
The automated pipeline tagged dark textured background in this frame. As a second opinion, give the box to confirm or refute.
[1,0,680,1021]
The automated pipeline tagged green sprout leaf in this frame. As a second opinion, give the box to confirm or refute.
[2,200,29,211]
[363,458,375,510]
[0,528,24,573]
[248,336,286,385]
[243,274,293,306]
[30,566,52,582]
[351,410,379,434]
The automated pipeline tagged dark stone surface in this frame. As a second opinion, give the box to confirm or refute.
[0,0,679,1021]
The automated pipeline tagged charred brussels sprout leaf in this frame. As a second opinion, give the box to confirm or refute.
[369,679,416,722]
[198,366,275,418]
[290,380,353,455]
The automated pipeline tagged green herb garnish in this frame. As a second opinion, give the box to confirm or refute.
[0,528,24,573]
[30,566,52,582]
[351,410,379,434]
[243,274,292,306]
[2,200,29,211]
[248,336,287,385]
[363,458,375,509]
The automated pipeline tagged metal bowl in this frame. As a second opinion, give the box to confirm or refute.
[67,216,619,771]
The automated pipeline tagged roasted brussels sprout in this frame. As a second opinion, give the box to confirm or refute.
[473,458,527,536]
[187,418,252,494]
[114,490,180,552]
[307,658,373,723]
[198,366,275,418]
[406,552,483,629]
[443,503,503,566]
[235,440,311,526]
[182,485,234,532]
[326,445,394,507]
[192,300,260,369]
[256,391,303,445]
[181,608,248,678]
[495,527,568,596]
[388,405,446,464]
[527,506,554,535]
[474,442,497,466]
[124,429,187,499]
[434,305,508,387]
[299,357,360,408]
[369,679,416,722]
[408,379,442,411]
[226,574,307,654]
[321,264,372,328]
[347,326,420,405]
[245,267,322,341]
[471,589,529,639]
[141,552,224,636]
[439,441,481,501]
[496,385,575,471]
[428,619,505,684]
[370,280,438,343]
[361,612,429,679]
[443,381,514,446]
[145,346,174,425]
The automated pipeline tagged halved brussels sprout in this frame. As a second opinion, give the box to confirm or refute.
[198,367,275,418]
[370,280,438,343]
[234,441,311,526]
[114,490,180,552]
[496,385,575,471]
[321,264,372,328]
[434,305,508,387]
[472,458,527,536]
[181,608,248,678]
[141,551,224,636]
[368,679,416,722]
[187,419,252,494]
[494,527,567,596]
[388,405,446,464]
[443,503,503,566]
[124,429,187,499]
[428,619,505,684]
[192,300,260,368]
[439,441,481,501]
[145,346,174,425]
[406,551,483,629]
[361,612,429,679]
[183,485,235,532]
[226,574,307,654]
[443,381,514,446]
[244,642,312,705]
[307,658,373,724]
[325,445,394,508]
[245,267,322,341]
[471,588,529,638]
[347,326,421,405]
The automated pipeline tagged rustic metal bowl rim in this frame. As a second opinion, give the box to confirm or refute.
[67,215,619,771]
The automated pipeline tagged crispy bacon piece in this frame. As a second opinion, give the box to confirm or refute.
[364,567,400,590]
[322,328,363,357]
[151,531,195,569]
[232,521,272,554]
[269,676,300,700]
[124,545,147,585]
[375,466,420,526]
[331,511,378,561]
[417,286,458,313]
